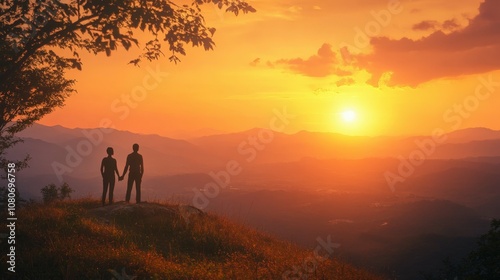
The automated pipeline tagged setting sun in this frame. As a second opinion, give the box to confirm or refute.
[341,109,357,123]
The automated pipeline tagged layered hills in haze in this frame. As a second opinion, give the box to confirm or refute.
[8,124,500,279]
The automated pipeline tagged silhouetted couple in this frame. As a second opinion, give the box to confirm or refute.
[100,143,144,205]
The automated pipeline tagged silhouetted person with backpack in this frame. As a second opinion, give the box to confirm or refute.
[120,143,144,203]
[101,147,120,205]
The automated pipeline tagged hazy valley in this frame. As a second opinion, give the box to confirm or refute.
[8,124,500,279]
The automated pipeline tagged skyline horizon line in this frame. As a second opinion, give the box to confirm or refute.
[25,121,500,140]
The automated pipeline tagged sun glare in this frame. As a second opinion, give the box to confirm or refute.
[341,109,357,123]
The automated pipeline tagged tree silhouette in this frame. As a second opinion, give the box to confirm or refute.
[0,0,255,170]
[464,219,500,279]
[425,219,500,280]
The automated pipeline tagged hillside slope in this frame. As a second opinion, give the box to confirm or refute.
[3,200,384,280]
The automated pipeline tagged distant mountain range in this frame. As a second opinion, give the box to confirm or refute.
[7,123,500,201]
[190,126,500,161]
[7,124,500,279]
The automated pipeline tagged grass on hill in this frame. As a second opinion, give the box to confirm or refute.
[3,199,385,279]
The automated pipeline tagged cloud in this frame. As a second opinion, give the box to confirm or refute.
[249,58,261,67]
[412,20,440,31]
[412,19,461,32]
[442,19,461,31]
[335,77,356,87]
[275,43,351,77]
[357,0,500,87]
[288,5,303,14]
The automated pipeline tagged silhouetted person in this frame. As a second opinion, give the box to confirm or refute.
[120,143,144,203]
[101,147,119,205]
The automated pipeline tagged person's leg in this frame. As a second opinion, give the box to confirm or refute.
[102,179,109,206]
[135,176,141,203]
[109,178,115,204]
[125,175,133,202]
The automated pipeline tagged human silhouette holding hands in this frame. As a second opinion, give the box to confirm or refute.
[120,143,144,203]
[101,147,120,205]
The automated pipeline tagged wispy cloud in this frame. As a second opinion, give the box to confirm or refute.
[412,18,461,31]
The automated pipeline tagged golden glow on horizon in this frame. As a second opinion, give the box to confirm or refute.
[36,0,500,138]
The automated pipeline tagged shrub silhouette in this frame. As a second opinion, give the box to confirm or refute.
[41,182,73,203]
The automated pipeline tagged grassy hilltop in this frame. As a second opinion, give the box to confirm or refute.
[3,199,384,279]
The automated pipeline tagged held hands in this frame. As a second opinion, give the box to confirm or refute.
[118,175,124,181]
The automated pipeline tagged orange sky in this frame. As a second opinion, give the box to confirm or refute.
[39,0,500,138]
